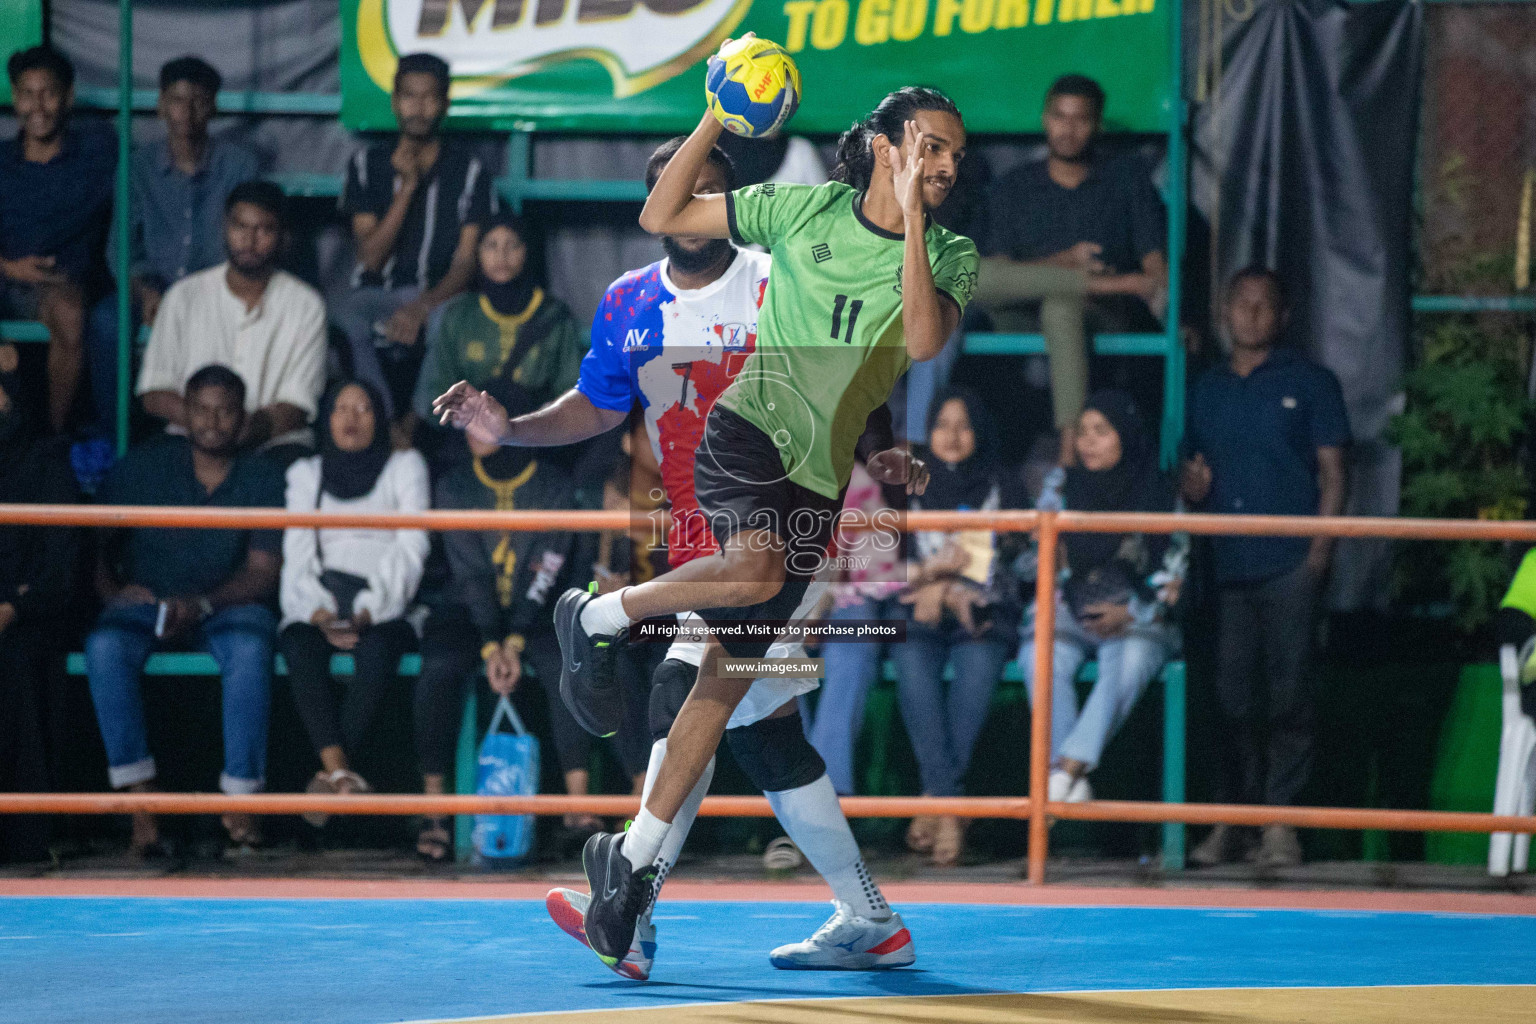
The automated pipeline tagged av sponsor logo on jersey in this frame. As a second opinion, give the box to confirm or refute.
[623,328,652,352]
[358,0,752,99]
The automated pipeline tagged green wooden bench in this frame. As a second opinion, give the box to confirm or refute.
[62,650,1186,868]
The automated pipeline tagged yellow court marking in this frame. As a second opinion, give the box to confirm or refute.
[433,986,1536,1024]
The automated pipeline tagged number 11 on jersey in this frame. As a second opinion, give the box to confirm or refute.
[830,294,863,344]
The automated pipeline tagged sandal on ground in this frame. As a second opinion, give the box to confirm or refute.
[763,836,806,871]
[303,769,371,828]
[906,815,939,854]
[417,817,452,862]
[222,813,263,850]
[930,815,967,867]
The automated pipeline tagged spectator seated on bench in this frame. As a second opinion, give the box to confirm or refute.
[279,379,428,826]
[336,53,492,427]
[425,378,648,856]
[974,74,1167,466]
[136,181,325,465]
[1023,389,1185,807]
[897,390,1021,868]
[85,365,283,856]
[0,45,114,435]
[89,56,258,432]
[411,212,583,471]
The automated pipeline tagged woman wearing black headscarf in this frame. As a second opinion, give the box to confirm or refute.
[1021,389,1187,805]
[410,211,583,458]
[895,389,1021,867]
[279,379,429,816]
[0,350,79,862]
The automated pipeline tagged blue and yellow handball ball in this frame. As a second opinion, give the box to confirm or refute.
[705,37,801,139]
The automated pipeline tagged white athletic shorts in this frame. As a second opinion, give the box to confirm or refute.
[664,574,829,730]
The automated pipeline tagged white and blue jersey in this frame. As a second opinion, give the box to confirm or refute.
[577,249,770,566]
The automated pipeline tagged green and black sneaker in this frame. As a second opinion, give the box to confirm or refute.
[580,829,657,973]
[553,585,626,738]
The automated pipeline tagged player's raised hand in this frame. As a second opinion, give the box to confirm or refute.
[712,31,753,62]
[890,119,927,222]
[432,381,512,447]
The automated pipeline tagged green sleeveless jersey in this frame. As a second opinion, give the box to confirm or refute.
[718,180,979,499]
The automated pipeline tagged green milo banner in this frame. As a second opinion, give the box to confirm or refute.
[0,0,44,106]
[341,0,1172,134]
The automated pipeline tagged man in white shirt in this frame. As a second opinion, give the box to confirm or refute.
[137,181,326,454]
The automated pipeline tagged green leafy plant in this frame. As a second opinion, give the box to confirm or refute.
[1389,316,1533,630]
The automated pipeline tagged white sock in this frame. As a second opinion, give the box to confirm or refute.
[640,739,714,907]
[580,589,633,637]
[620,807,671,873]
[767,774,891,921]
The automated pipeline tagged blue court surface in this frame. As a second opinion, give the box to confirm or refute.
[4,894,1536,1024]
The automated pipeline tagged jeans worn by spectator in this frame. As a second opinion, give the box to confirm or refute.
[279,620,417,763]
[805,594,898,795]
[894,618,1011,797]
[1021,602,1175,772]
[85,602,275,794]
[1213,561,1320,806]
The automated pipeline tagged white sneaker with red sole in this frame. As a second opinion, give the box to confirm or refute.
[545,887,655,981]
[768,901,916,970]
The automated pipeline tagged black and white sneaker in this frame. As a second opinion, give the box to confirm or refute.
[554,586,625,738]
[580,830,657,971]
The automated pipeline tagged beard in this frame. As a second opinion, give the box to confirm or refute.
[228,251,277,277]
[663,236,733,276]
[1047,138,1093,164]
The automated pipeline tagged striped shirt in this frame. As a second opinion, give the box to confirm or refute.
[339,140,493,291]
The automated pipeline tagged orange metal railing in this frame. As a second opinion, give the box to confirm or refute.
[2,502,1535,885]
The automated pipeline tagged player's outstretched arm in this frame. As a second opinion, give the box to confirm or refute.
[637,39,744,239]
[433,382,624,448]
[891,121,961,362]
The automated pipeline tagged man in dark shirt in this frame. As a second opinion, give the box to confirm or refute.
[335,52,492,424]
[85,364,283,855]
[0,46,115,434]
[1180,267,1350,869]
[976,74,1166,463]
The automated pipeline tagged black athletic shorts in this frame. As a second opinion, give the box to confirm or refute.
[693,405,844,659]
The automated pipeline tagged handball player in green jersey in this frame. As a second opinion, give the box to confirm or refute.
[436,40,979,973]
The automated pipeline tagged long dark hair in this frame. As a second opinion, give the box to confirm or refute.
[831,87,962,193]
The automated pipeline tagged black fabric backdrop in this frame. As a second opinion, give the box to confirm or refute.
[1189,0,1423,610]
